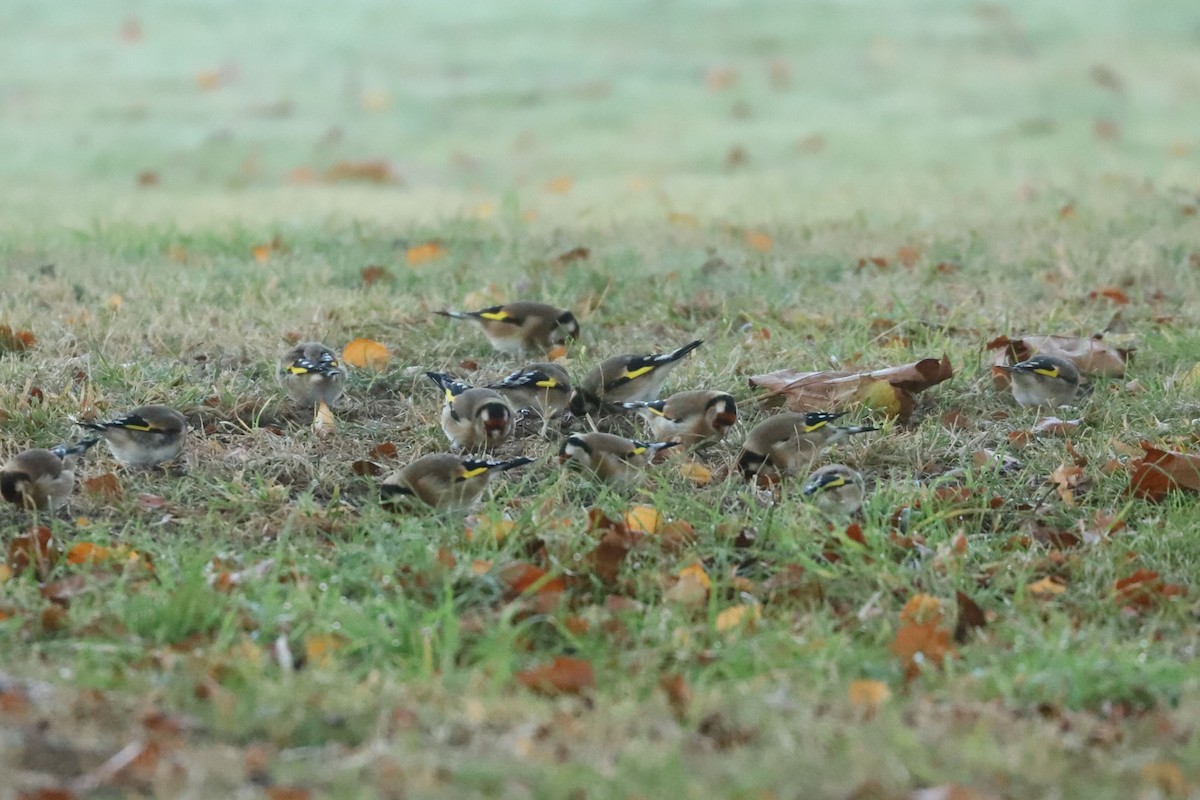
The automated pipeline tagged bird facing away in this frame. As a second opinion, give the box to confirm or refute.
[997,354,1081,407]
[380,453,533,513]
[280,342,346,407]
[737,411,877,480]
[435,302,579,356]
[618,390,737,448]
[569,340,703,417]
[558,432,678,485]
[486,362,573,422]
[79,405,187,467]
[802,464,866,515]
[1,438,98,511]
[425,372,515,452]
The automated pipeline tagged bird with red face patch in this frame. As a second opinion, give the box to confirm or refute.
[425,372,515,452]
[617,390,737,448]
[435,302,579,356]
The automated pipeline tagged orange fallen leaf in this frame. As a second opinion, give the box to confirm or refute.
[341,338,391,369]
[7,526,60,579]
[313,401,335,437]
[1088,286,1130,304]
[500,562,565,596]
[515,656,595,695]
[665,563,711,606]
[1027,576,1067,596]
[625,505,661,534]
[678,462,713,485]
[848,679,891,716]
[0,325,36,353]
[744,230,773,252]
[83,472,123,499]
[543,176,574,194]
[406,241,446,265]
[361,265,392,286]
[547,344,568,360]
[896,245,921,267]
[324,160,398,184]
[304,633,347,668]
[466,518,515,543]
[715,604,759,633]
[1128,443,1200,501]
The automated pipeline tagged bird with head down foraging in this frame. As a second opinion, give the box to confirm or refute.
[569,339,703,418]
[2,438,98,511]
[558,432,678,485]
[435,302,579,356]
[380,453,534,513]
[737,411,876,481]
[617,389,737,448]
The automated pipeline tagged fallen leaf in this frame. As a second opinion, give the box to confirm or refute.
[361,265,392,286]
[543,176,574,194]
[715,604,759,633]
[1140,761,1187,798]
[1050,463,1085,505]
[1088,286,1130,304]
[664,563,711,606]
[848,680,891,717]
[749,355,952,420]
[678,462,713,485]
[891,595,955,680]
[953,591,988,643]
[304,633,347,668]
[659,673,691,720]
[515,656,594,695]
[341,338,391,369]
[83,472,123,499]
[266,787,312,800]
[7,526,62,578]
[0,325,37,353]
[368,442,398,459]
[466,518,515,543]
[500,562,565,597]
[250,235,284,264]
[1115,568,1185,611]
[553,246,590,265]
[324,160,398,184]
[405,242,446,265]
[1128,443,1200,501]
[625,505,661,534]
[896,245,921,267]
[706,67,739,91]
[313,401,335,437]
[1027,576,1067,596]
[744,230,773,252]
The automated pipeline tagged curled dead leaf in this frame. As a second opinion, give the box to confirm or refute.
[987,333,1132,388]
[1128,443,1200,501]
[341,338,391,369]
[515,656,594,695]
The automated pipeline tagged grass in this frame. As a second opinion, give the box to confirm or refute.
[3,0,1200,797]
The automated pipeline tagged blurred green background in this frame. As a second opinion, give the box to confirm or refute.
[2,0,1197,226]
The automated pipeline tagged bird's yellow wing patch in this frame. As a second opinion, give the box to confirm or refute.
[621,366,654,380]
[479,311,511,321]
[1033,366,1060,378]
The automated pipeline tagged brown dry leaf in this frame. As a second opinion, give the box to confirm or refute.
[324,160,398,184]
[553,246,590,265]
[749,355,952,420]
[515,656,594,695]
[0,324,37,353]
[744,230,773,252]
[66,542,128,565]
[265,787,312,800]
[350,460,381,476]
[1128,443,1200,501]
[892,594,954,680]
[361,265,392,286]
[304,633,347,668]
[251,235,284,264]
[465,518,515,543]
[1140,761,1187,797]
[369,442,398,459]
[1114,569,1185,612]
[84,472,123,499]
[848,679,891,717]
[405,242,446,266]
[953,591,988,644]
[896,245,921,267]
[1088,286,1130,304]
[659,673,691,720]
[7,526,62,578]
[986,334,1131,387]
[1050,463,1085,505]
[499,562,565,597]
[341,338,391,369]
[587,528,636,584]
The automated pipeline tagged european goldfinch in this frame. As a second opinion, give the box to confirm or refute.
[435,302,579,356]
[380,453,534,513]
[280,342,346,407]
[569,340,703,417]
[802,464,866,515]
[425,372,515,451]
[618,390,737,448]
[487,362,573,421]
[997,354,1081,407]
[79,405,187,467]
[1,439,98,511]
[737,411,877,480]
[557,432,678,485]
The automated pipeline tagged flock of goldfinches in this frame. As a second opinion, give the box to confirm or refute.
[1,300,1084,518]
